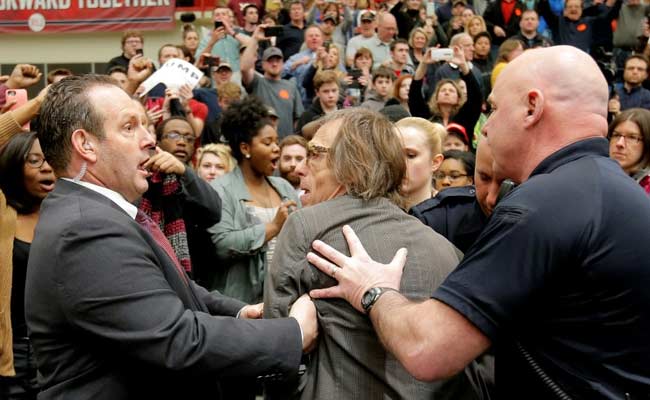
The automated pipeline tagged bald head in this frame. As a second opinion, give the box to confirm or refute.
[505,46,608,119]
[377,12,397,42]
[484,46,609,182]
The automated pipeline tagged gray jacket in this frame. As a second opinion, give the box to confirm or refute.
[264,194,478,400]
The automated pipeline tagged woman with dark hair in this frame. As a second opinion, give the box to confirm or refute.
[433,149,475,192]
[609,108,650,194]
[207,96,300,304]
[0,132,55,399]
[391,0,425,40]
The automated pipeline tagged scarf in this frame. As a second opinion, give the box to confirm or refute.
[138,171,192,274]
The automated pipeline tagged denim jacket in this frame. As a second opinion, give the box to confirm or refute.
[208,166,300,304]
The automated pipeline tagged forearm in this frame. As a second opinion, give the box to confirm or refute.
[240,36,259,72]
[413,60,428,80]
[265,222,280,242]
[10,96,42,127]
[0,112,23,146]
[370,292,490,381]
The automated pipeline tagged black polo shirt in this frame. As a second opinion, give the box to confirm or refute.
[276,23,306,60]
[432,138,650,399]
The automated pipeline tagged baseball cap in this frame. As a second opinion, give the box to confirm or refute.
[214,62,232,71]
[267,106,279,118]
[446,123,469,144]
[323,14,338,24]
[262,47,284,61]
[358,10,376,24]
[452,0,467,6]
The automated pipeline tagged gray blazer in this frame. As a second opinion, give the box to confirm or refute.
[264,194,478,400]
[209,166,300,304]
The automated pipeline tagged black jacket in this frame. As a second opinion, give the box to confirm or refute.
[410,185,487,253]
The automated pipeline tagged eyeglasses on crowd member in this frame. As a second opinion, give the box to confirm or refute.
[434,149,475,192]
[608,107,650,195]
[0,132,55,399]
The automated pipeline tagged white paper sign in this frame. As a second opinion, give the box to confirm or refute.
[139,59,204,97]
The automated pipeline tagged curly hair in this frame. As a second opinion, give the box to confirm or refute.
[220,96,273,161]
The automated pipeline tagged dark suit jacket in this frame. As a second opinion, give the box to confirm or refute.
[25,179,302,400]
[264,195,478,400]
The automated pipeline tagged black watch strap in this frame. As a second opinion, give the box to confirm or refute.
[361,287,399,314]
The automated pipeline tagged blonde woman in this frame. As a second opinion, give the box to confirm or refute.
[196,143,236,182]
[408,27,430,68]
[395,117,445,209]
[465,15,487,38]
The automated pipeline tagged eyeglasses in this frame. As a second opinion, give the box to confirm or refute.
[25,153,46,169]
[124,39,142,45]
[433,171,468,181]
[161,132,196,143]
[610,132,643,144]
[306,143,329,161]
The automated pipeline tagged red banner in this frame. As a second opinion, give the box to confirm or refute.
[0,3,175,33]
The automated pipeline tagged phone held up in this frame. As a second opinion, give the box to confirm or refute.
[264,26,284,37]
[427,48,453,62]
[6,89,30,130]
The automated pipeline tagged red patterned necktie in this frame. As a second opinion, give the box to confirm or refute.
[136,210,188,284]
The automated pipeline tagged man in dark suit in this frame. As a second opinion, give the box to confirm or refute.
[264,109,477,399]
[25,74,317,400]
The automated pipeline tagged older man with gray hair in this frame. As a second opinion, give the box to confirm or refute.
[264,108,478,400]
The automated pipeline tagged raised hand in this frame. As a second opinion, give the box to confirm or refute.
[308,225,407,313]
[143,147,187,176]
[5,64,42,89]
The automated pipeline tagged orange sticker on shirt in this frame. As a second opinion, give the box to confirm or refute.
[576,23,587,32]
[515,8,521,16]
[278,89,290,100]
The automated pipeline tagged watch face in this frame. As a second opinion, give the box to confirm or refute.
[361,287,379,310]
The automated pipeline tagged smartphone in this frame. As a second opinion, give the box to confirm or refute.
[264,26,284,37]
[427,47,453,62]
[426,0,435,16]
[323,40,332,51]
[214,20,224,29]
[206,56,221,67]
[5,89,29,130]
[135,48,144,56]
[349,68,362,80]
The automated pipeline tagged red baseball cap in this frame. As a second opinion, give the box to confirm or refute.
[446,123,469,144]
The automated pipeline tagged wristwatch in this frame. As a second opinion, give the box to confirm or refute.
[361,287,398,314]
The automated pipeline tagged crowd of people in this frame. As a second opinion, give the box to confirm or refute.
[1,0,650,398]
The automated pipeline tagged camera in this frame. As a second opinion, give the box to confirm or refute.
[264,26,284,37]
[206,56,221,67]
[214,20,224,29]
